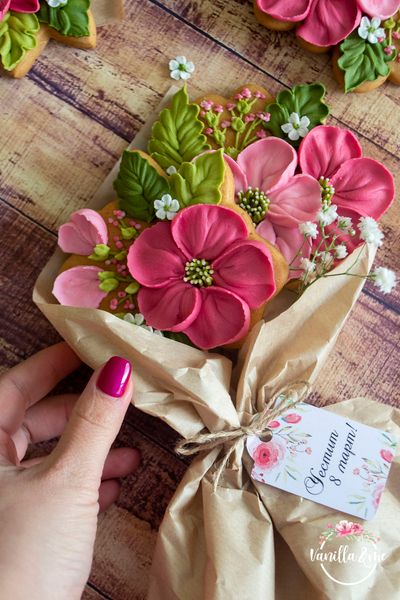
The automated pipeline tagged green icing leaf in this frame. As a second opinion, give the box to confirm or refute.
[113,151,170,222]
[169,150,225,207]
[37,0,90,37]
[338,33,394,93]
[264,83,330,146]
[0,11,39,71]
[148,85,211,169]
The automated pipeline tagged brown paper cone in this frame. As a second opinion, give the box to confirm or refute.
[33,88,396,600]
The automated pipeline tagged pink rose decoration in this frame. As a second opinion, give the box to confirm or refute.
[282,412,302,424]
[373,482,385,508]
[58,209,108,255]
[225,138,321,278]
[256,0,399,47]
[252,439,285,470]
[380,449,394,463]
[0,0,40,20]
[299,126,394,253]
[127,204,277,349]
[52,266,107,308]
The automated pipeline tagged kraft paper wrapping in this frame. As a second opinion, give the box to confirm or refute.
[92,0,124,27]
[33,89,399,599]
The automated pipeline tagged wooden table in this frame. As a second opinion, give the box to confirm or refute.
[1,1,399,598]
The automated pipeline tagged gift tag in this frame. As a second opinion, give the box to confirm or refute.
[246,403,397,520]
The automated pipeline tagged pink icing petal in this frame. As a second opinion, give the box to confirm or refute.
[299,126,362,180]
[236,138,297,194]
[58,208,108,255]
[224,154,248,196]
[268,174,321,227]
[0,0,10,19]
[171,204,248,262]
[256,0,312,21]
[297,0,361,47]
[9,0,40,12]
[137,282,201,332]
[331,157,395,219]
[256,221,310,280]
[358,0,400,19]
[184,287,250,349]
[127,221,186,288]
[52,266,107,308]
[213,240,276,308]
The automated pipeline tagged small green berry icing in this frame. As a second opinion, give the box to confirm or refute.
[238,187,270,224]
[338,32,396,93]
[264,83,329,146]
[319,177,335,205]
[148,85,210,169]
[0,11,39,71]
[37,0,91,37]
[183,258,214,287]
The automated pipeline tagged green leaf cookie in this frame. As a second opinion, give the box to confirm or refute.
[37,0,90,37]
[169,150,225,207]
[338,33,394,93]
[0,11,39,71]
[264,83,329,146]
[148,85,211,169]
[113,151,170,222]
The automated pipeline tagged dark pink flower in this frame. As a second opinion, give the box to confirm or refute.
[282,413,301,424]
[380,449,394,463]
[58,209,108,255]
[267,420,280,429]
[256,0,398,47]
[252,439,285,469]
[52,266,107,308]
[127,204,277,349]
[0,0,40,20]
[299,126,394,253]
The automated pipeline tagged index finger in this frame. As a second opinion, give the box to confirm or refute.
[0,343,81,434]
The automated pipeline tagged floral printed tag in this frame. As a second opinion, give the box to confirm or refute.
[246,403,397,520]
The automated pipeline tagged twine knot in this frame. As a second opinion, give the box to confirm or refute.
[176,381,310,490]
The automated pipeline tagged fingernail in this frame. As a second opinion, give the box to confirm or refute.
[97,357,132,398]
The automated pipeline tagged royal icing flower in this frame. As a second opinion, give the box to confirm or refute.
[358,16,385,43]
[127,204,277,349]
[58,208,108,255]
[371,267,397,293]
[298,126,394,253]
[123,312,163,335]
[225,137,321,277]
[255,0,399,47]
[53,266,108,308]
[0,0,39,20]
[380,449,394,462]
[281,113,310,141]
[169,56,195,81]
[46,0,68,7]
[252,439,285,470]
[154,194,180,220]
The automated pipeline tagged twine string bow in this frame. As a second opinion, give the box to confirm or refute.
[176,382,310,490]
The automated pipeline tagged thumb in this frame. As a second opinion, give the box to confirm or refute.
[47,356,133,483]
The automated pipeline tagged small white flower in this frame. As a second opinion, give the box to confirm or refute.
[317,204,338,227]
[124,313,164,335]
[337,216,353,232]
[300,258,316,273]
[154,194,180,220]
[316,251,334,275]
[358,16,385,44]
[281,112,310,141]
[166,165,177,175]
[334,244,348,259]
[371,267,396,294]
[46,0,68,7]
[358,216,384,247]
[299,221,318,239]
[169,56,195,81]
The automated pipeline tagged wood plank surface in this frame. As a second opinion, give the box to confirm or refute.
[0,0,399,598]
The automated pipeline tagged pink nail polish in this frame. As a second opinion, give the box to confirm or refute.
[97,357,132,398]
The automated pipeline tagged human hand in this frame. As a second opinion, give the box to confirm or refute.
[0,343,139,600]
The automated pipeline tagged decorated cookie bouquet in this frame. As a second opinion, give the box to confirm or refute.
[50,84,395,351]
[254,0,400,92]
[0,0,123,77]
[34,83,399,600]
